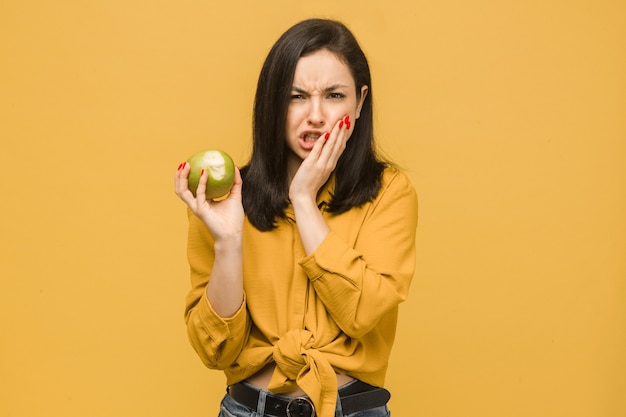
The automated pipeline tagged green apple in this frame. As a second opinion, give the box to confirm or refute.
[186,149,235,199]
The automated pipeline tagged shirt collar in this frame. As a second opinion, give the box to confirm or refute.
[316,173,336,208]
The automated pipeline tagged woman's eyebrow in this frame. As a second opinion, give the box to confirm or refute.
[291,86,308,94]
[324,84,349,91]
[291,84,349,94]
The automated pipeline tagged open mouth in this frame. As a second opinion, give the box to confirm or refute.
[298,132,323,150]
[302,133,322,142]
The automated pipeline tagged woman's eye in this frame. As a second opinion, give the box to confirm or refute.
[329,93,345,99]
[290,94,304,100]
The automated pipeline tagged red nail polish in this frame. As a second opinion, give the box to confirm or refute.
[200,169,205,176]
[339,121,344,129]
[346,121,351,129]
[344,115,350,123]
[324,132,330,140]
[177,163,183,171]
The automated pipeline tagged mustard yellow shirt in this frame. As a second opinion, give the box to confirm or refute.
[183,166,418,417]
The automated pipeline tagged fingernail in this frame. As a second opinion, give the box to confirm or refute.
[200,169,205,176]
[344,115,350,123]
[324,132,330,140]
[346,121,351,129]
[177,163,184,170]
[339,121,344,129]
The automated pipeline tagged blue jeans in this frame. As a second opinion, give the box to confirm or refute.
[217,381,391,417]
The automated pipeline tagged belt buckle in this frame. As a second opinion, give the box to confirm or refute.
[286,396,315,417]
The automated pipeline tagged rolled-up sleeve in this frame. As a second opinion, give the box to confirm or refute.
[184,210,250,369]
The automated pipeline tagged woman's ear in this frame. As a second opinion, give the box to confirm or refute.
[355,85,369,119]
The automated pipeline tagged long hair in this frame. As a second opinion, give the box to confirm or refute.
[241,18,386,231]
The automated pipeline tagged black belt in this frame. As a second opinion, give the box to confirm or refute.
[228,380,391,417]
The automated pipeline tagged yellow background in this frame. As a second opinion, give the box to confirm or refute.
[1,1,625,416]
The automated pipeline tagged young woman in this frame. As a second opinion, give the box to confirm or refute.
[174,18,418,417]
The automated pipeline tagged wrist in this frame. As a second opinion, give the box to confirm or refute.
[214,234,243,252]
[289,192,317,209]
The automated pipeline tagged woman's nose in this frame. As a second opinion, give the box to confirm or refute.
[306,100,325,126]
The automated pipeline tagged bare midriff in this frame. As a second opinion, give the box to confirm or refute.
[246,363,355,398]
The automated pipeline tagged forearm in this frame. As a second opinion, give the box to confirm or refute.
[298,170,418,336]
[206,236,244,318]
[291,196,330,255]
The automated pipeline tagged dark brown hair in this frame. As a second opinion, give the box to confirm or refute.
[241,18,386,231]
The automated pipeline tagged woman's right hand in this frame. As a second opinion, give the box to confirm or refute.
[174,162,244,242]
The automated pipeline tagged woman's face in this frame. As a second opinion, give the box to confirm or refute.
[285,49,368,165]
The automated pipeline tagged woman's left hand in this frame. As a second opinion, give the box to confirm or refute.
[289,115,351,254]
[289,115,351,203]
